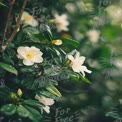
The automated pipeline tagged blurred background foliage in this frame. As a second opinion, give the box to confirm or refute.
[0,0,122,122]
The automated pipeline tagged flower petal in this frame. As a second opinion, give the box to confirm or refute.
[43,106,50,113]
[80,66,92,77]
[44,97,55,106]
[78,56,85,65]
[75,51,80,58]
[17,46,29,59]
[67,55,74,61]
[27,18,38,27]
[72,64,81,73]
[21,11,30,21]
[23,59,34,66]
[54,14,69,32]
[31,54,43,63]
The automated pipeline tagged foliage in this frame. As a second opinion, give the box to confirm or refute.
[0,0,122,122]
[0,0,92,121]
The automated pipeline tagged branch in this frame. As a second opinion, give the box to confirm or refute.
[1,0,15,46]
[3,0,28,51]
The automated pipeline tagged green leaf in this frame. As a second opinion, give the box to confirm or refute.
[34,32,46,39]
[40,24,52,41]
[17,105,41,122]
[21,77,35,90]
[2,53,14,65]
[39,91,59,100]
[24,105,41,122]
[23,27,39,35]
[0,104,16,116]
[0,2,8,7]
[28,35,41,43]
[17,105,30,118]
[79,73,91,84]
[70,74,79,81]
[61,38,80,48]
[0,62,18,75]
[46,85,62,97]
[16,31,26,44]
[44,66,61,76]
[23,99,43,108]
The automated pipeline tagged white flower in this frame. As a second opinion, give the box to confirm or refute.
[21,11,38,27]
[87,30,100,43]
[35,95,54,113]
[17,46,43,66]
[52,39,62,45]
[52,14,69,32]
[68,51,92,77]
[106,5,122,21]
[106,5,122,26]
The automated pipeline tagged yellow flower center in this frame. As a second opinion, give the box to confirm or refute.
[26,52,34,59]
[24,15,33,22]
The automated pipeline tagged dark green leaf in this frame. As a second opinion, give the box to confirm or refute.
[61,38,79,48]
[40,24,52,41]
[2,53,14,65]
[24,105,41,122]
[17,105,30,118]
[23,27,39,35]
[23,99,43,107]
[39,91,59,100]
[17,105,42,121]
[28,35,41,43]
[46,85,62,97]
[79,73,91,84]
[0,104,16,116]
[21,77,35,90]
[44,66,61,76]
[0,62,18,75]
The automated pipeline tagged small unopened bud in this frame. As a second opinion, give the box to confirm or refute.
[66,59,71,66]
[52,39,62,46]
[17,88,22,96]
[10,93,17,99]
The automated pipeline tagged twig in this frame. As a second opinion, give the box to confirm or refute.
[3,0,28,51]
[1,0,15,46]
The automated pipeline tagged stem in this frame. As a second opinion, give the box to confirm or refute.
[1,0,15,47]
[3,0,28,51]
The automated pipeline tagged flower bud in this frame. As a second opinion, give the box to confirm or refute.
[17,88,22,96]
[52,39,62,46]
[10,93,17,99]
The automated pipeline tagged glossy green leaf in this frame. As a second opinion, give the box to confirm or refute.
[39,91,59,100]
[21,77,35,90]
[61,38,80,48]
[24,105,41,122]
[28,35,41,43]
[23,27,39,35]
[2,53,14,65]
[0,104,16,116]
[79,73,91,84]
[23,99,43,107]
[40,24,52,41]
[70,74,79,81]
[46,85,62,97]
[17,105,30,118]
[0,62,18,75]
[17,105,41,121]
[44,66,61,76]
